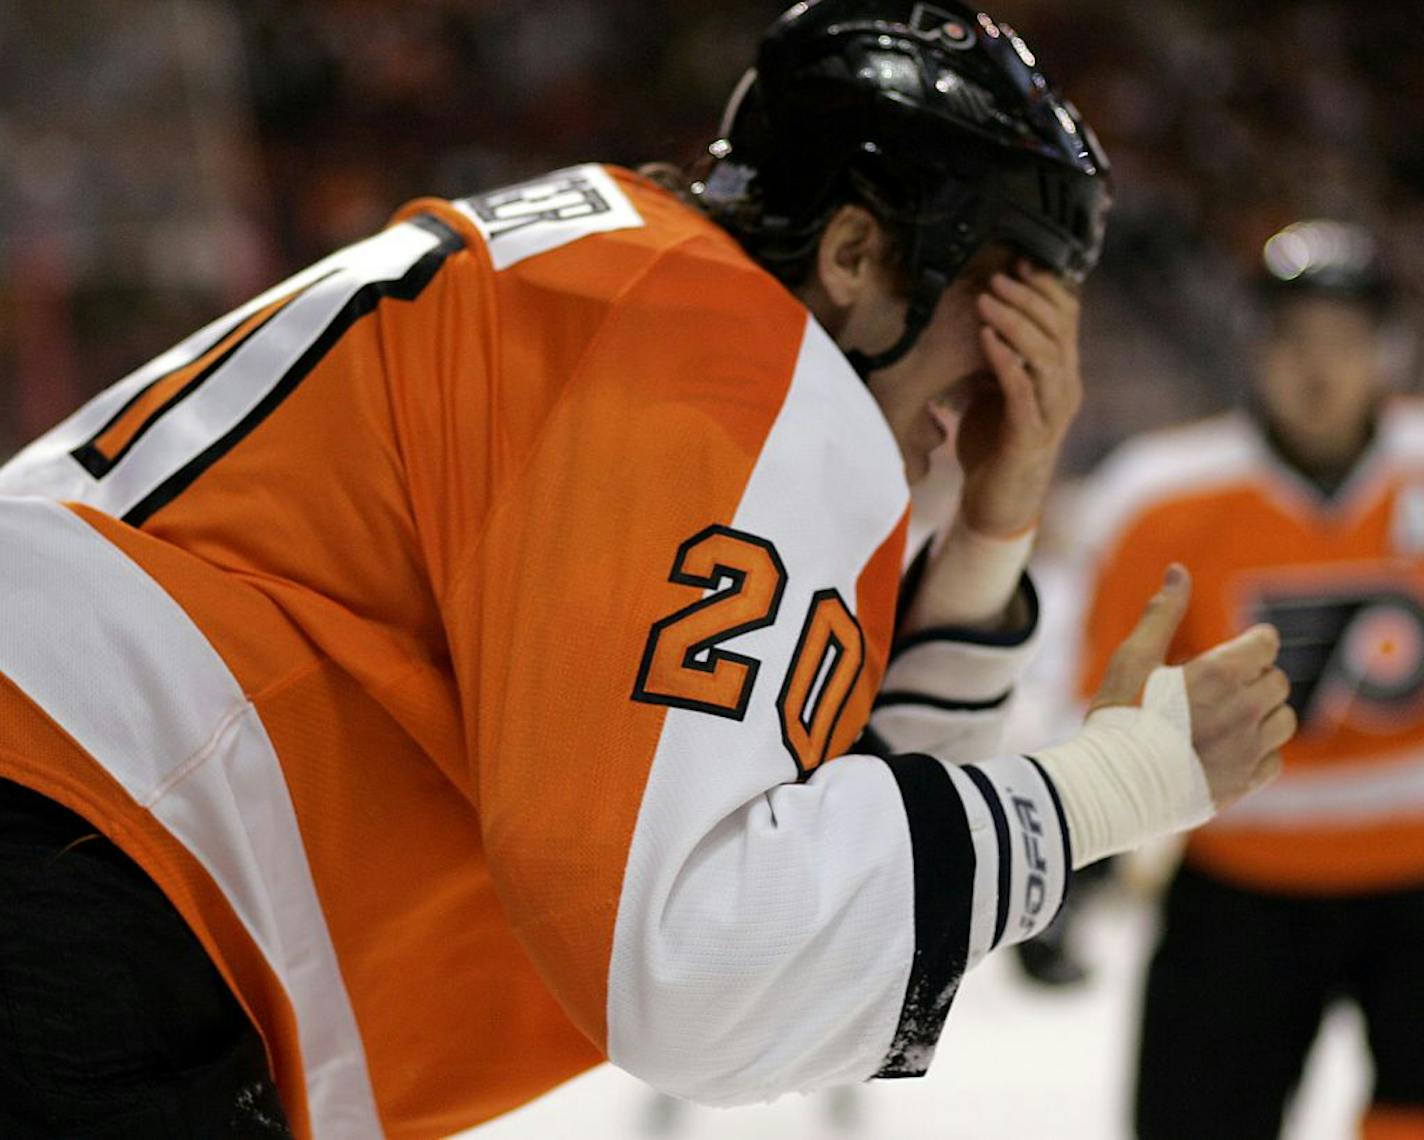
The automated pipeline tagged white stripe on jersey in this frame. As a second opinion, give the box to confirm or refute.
[0,499,383,1140]
[0,220,447,519]
[1213,751,1424,828]
[966,754,1070,946]
[606,315,913,1104]
[942,763,1005,970]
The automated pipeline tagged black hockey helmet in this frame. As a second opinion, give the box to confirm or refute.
[1256,220,1393,316]
[692,0,1111,376]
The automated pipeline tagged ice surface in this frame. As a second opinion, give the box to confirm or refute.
[464,895,1369,1139]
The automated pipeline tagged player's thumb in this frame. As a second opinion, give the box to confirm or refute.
[1092,564,1192,711]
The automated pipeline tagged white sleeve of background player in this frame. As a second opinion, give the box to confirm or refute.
[604,321,1072,1104]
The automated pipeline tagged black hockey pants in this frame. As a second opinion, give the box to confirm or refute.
[0,779,293,1138]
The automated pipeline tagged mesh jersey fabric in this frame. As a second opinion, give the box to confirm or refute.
[0,165,1071,1136]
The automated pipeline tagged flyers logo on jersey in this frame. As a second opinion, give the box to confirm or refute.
[1254,587,1424,735]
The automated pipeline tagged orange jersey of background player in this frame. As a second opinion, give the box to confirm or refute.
[0,166,1069,1137]
[1078,403,1424,893]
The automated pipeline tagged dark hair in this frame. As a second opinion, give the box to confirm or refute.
[640,161,911,291]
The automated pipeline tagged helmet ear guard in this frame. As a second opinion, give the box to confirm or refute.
[694,0,1112,376]
[844,266,951,378]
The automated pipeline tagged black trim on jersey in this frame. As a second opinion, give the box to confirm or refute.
[631,525,789,722]
[891,574,1040,656]
[852,723,893,759]
[876,752,976,1079]
[1025,755,1074,888]
[873,688,1012,713]
[119,214,464,526]
[963,764,1012,950]
[69,276,339,480]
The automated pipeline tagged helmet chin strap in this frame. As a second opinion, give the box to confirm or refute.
[845,267,950,380]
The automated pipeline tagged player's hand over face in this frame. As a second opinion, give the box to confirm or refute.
[957,261,1083,537]
[1093,565,1296,811]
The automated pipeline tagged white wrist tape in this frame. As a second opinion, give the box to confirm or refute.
[1032,666,1214,869]
[924,520,1036,627]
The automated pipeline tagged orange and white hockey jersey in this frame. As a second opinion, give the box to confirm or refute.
[1079,405,1424,894]
[0,165,1069,1137]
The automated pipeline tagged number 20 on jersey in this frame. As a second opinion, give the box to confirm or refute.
[632,525,865,779]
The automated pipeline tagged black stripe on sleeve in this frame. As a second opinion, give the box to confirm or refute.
[875,753,976,1079]
[891,573,1041,655]
[873,688,1012,713]
[1026,754,1075,905]
[962,764,1011,950]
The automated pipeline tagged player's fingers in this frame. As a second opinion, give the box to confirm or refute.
[990,269,1082,426]
[1041,347,1083,426]
[1014,259,1082,316]
[1259,702,1298,754]
[1093,564,1192,709]
[1196,617,1287,680]
[977,292,1057,375]
[1248,750,1284,794]
[987,271,1064,342]
[979,326,1044,431]
[977,309,1078,438]
[1119,563,1192,664]
[1206,623,1281,680]
[1245,666,1292,719]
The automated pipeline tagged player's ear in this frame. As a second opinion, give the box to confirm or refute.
[813,204,890,310]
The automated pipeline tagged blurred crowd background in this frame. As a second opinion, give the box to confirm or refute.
[2,0,1421,466]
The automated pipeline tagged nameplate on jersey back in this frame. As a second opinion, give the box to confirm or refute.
[458,164,644,271]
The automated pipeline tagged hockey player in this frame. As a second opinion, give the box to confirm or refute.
[0,3,1290,1136]
[1079,221,1424,1140]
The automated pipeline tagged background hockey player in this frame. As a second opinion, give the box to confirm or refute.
[1079,220,1424,1140]
[0,2,1290,1136]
